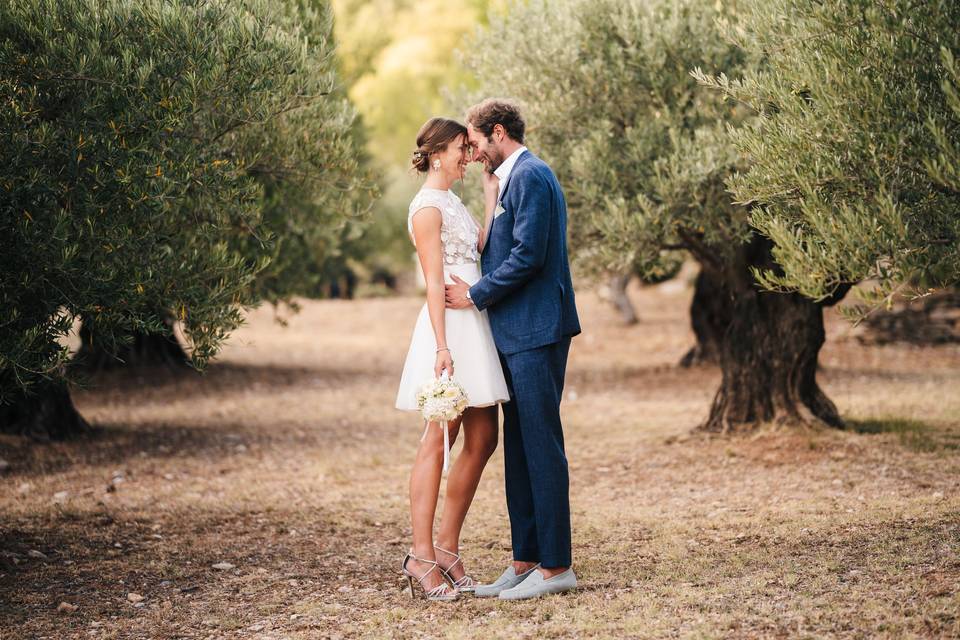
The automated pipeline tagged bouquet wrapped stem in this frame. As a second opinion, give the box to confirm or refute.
[416,370,469,473]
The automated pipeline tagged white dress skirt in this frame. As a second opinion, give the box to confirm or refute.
[395,261,510,412]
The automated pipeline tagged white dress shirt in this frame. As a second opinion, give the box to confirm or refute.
[494,146,528,201]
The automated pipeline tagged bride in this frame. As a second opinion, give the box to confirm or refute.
[395,117,509,601]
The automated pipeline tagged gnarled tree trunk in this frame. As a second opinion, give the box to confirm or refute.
[74,316,190,372]
[0,381,89,441]
[697,235,847,432]
[680,267,727,367]
[859,287,960,345]
[703,285,842,431]
[607,271,638,325]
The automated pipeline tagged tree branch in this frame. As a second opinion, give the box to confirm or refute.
[677,227,723,271]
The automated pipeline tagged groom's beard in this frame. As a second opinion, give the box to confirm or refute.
[485,148,506,174]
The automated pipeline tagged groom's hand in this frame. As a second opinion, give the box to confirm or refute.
[445,275,474,309]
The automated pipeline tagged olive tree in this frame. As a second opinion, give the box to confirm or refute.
[697,0,960,315]
[0,0,374,438]
[462,0,848,431]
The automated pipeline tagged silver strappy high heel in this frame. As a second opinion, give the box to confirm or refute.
[401,551,459,601]
[434,545,477,593]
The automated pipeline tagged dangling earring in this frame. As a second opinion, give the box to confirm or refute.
[432,159,441,172]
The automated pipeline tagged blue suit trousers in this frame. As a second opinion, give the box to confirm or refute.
[499,337,572,568]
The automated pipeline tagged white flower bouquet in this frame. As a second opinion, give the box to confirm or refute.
[416,371,469,473]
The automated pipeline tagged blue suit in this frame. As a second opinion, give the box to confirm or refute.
[469,150,580,568]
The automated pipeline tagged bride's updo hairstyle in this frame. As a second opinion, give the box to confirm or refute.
[411,117,467,173]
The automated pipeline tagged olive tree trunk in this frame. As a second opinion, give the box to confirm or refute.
[607,271,638,325]
[0,381,89,441]
[74,317,190,372]
[679,267,727,367]
[694,235,847,432]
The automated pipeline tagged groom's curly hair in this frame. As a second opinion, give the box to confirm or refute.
[466,99,525,144]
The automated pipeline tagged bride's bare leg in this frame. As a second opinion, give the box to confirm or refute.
[434,405,499,580]
[408,417,462,591]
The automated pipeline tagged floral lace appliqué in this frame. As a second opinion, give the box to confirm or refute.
[407,189,480,265]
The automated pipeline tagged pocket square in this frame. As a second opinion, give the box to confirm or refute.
[494,202,506,218]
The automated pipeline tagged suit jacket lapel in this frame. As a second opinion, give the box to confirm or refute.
[483,150,531,256]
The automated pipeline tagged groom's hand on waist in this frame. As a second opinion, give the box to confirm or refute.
[445,275,474,310]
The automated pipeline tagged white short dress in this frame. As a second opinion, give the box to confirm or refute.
[395,188,510,412]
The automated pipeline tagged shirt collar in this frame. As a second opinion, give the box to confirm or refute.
[493,146,528,185]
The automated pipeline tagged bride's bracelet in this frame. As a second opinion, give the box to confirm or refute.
[436,347,450,353]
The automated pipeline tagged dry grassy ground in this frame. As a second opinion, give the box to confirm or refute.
[2,279,959,639]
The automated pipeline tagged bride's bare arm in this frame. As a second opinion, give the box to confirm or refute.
[478,171,500,252]
[411,207,454,378]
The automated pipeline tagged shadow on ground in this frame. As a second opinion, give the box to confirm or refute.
[847,417,960,453]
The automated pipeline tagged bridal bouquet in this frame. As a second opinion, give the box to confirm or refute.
[416,371,469,473]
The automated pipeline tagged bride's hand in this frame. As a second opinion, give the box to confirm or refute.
[477,227,486,253]
[482,170,499,206]
[435,349,454,378]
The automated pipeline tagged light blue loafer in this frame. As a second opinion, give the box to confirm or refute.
[498,567,577,600]
[473,564,541,598]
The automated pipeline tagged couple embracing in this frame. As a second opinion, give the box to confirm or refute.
[395,99,581,602]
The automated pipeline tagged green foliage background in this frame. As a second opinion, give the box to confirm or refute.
[457,0,757,281]
[331,0,503,282]
[697,0,960,313]
[0,0,374,399]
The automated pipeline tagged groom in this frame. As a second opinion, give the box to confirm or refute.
[446,98,581,600]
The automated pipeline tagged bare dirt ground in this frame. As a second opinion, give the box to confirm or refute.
[2,278,959,639]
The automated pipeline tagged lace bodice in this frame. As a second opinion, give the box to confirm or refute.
[407,188,481,265]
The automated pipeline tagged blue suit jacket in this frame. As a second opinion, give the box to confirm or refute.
[469,150,581,355]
